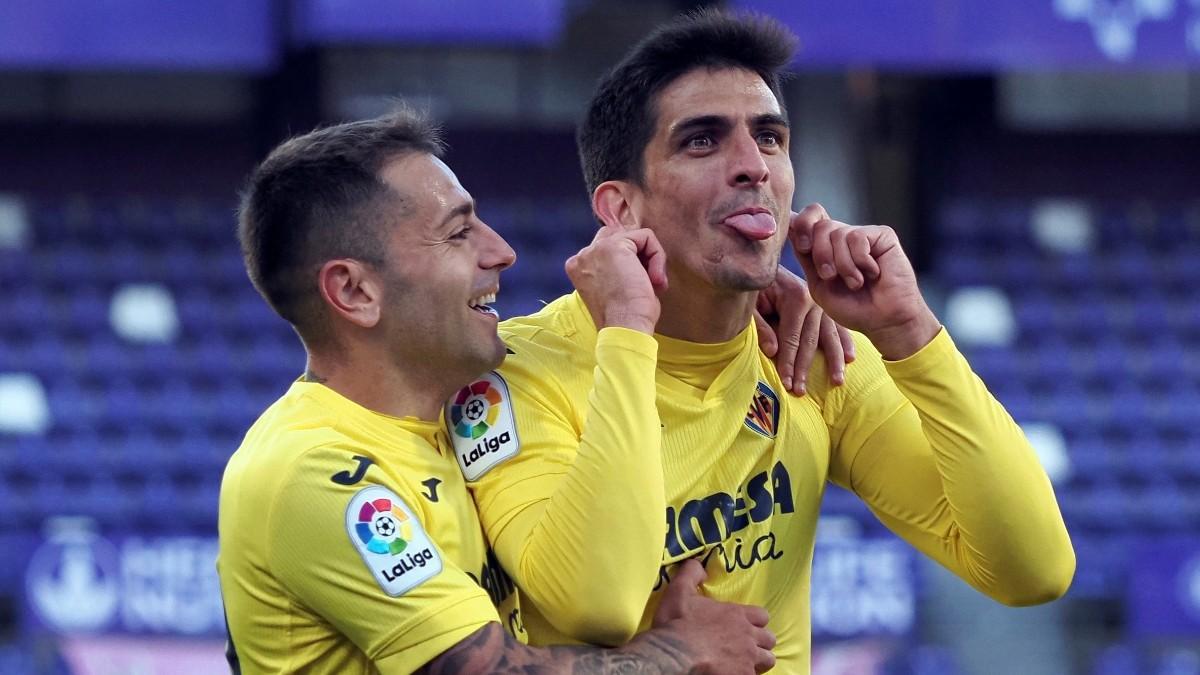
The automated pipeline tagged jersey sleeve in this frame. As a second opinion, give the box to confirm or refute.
[465,327,665,645]
[266,445,500,673]
[826,329,1076,606]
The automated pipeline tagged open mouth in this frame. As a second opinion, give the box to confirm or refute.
[468,291,498,317]
[722,209,777,241]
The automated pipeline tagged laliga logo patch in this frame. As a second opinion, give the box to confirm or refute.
[346,486,441,596]
[744,381,780,438]
[446,372,520,481]
[450,380,502,439]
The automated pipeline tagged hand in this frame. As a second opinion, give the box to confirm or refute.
[565,222,668,334]
[754,266,856,396]
[789,204,941,360]
[649,559,776,675]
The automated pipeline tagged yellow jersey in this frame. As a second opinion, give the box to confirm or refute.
[457,292,1073,673]
[219,381,523,675]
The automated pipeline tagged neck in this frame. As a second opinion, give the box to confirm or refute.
[654,279,757,343]
[304,343,450,421]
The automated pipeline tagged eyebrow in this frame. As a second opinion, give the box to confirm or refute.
[754,113,790,129]
[669,114,731,142]
[438,198,475,231]
[668,112,790,143]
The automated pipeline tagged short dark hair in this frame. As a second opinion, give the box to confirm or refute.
[238,107,444,343]
[577,9,797,197]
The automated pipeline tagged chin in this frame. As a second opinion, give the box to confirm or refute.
[483,339,509,371]
[713,267,776,292]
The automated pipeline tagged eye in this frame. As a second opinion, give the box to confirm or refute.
[757,130,781,147]
[685,134,714,151]
[449,225,472,240]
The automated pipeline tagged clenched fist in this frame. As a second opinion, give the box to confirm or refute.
[566,222,668,334]
[788,204,941,360]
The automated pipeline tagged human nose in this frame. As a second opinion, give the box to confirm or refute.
[728,132,770,187]
[480,222,516,271]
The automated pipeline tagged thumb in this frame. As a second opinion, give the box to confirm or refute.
[670,558,708,591]
[654,559,707,625]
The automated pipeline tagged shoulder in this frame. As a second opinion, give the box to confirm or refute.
[801,332,893,419]
[500,293,591,350]
[497,294,596,388]
[230,397,425,517]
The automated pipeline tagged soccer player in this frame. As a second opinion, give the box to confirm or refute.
[218,109,779,674]
[452,10,1076,672]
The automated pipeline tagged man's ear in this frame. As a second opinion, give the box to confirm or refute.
[318,259,382,329]
[592,180,642,230]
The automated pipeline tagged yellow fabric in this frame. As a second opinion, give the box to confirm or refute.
[464,321,664,645]
[468,292,1072,673]
[219,381,523,675]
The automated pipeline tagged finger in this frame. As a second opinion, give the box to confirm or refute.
[865,225,902,263]
[830,227,864,289]
[653,559,705,624]
[755,287,776,318]
[789,203,829,254]
[772,297,810,394]
[754,648,777,674]
[840,325,856,362]
[593,217,629,241]
[626,229,669,291]
[741,604,769,628]
[809,219,838,281]
[754,309,778,358]
[818,313,846,386]
[791,307,822,396]
[670,558,708,590]
[847,228,881,280]
[620,229,666,290]
[755,626,777,650]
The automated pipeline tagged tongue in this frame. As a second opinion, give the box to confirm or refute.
[724,212,777,240]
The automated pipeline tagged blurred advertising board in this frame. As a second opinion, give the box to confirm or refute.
[812,521,917,639]
[292,0,567,46]
[23,520,224,637]
[21,519,227,674]
[0,1,275,71]
[735,0,1200,68]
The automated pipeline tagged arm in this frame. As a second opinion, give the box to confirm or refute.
[827,332,1075,605]
[480,329,665,644]
[269,447,500,672]
[418,623,687,674]
[790,205,1074,605]
[465,222,669,644]
[417,560,775,675]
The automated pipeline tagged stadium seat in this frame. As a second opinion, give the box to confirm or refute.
[1152,648,1200,675]
[1091,643,1144,675]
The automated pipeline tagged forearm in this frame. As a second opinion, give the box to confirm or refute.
[842,330,1074,605]
[506,328,666,642]
[419,623,691,675]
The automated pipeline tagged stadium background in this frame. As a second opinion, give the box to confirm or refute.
[1,1,1198,673]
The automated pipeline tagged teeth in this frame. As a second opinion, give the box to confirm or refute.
[469,292,497,308]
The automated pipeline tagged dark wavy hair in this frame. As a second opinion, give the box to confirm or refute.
[578,9,797,197]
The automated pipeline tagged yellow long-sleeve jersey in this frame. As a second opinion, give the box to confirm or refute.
[219,381,524,675]
[451,292,1074,674]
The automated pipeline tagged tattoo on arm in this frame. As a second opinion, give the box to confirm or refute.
[417,623,692,675]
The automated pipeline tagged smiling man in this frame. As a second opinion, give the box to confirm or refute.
[217,109,778,674]
[453,10,1076,672]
